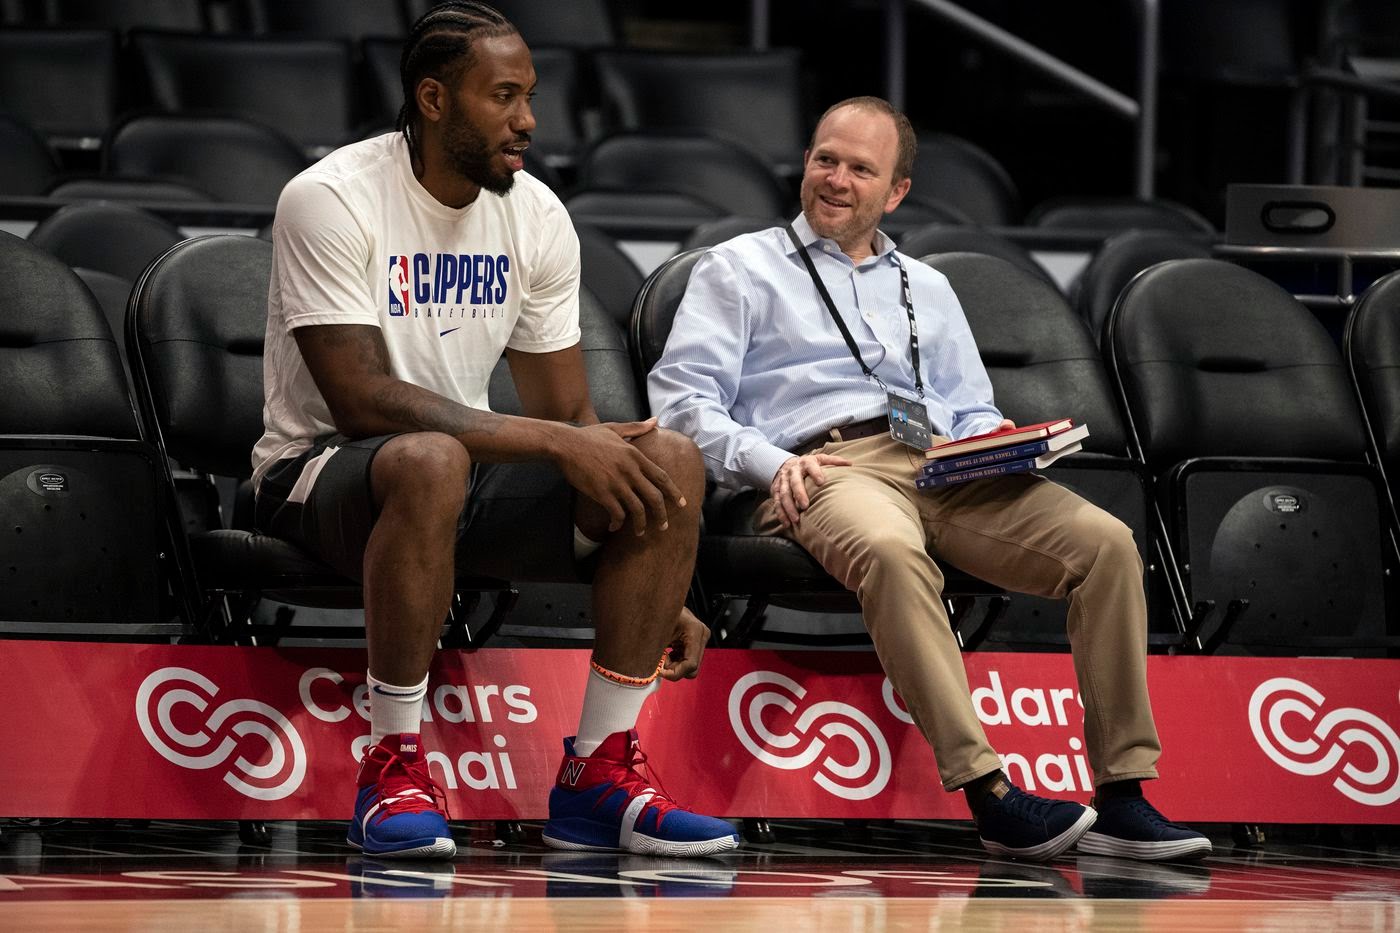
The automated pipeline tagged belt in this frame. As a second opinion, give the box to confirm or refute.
[792,416,889,457]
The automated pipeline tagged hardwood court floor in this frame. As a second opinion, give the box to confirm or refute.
[1,819,1397,932]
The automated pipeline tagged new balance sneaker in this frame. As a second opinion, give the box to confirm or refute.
[347,733,456,859]
[1076,794,1212,861]
[541,729,740,857]
[975,780,1097,861]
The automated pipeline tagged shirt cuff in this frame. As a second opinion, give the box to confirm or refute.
[741,442,798,490]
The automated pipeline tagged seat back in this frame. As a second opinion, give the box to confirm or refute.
[132,32,355,155]
[910,133,1021,227]
[1108,258,1391,649]
[577,133,789,221]
[0,29,117,145]
[48,0,204,30]
[1072,229,1212,345]
[106,114,308,205]
[574,222,643,331]
[904,226,1056,290]
[492,0,616,47]
[1027,197,1215,235]
[1346,269,1400,493]
[258,0,407,38]
[0,231,163,626]
[682,216,782,252]
[0,114,59,195]
[594,49,805,172]
[628,248,708,379]
[28,201,184,281]
[128,235,271,480]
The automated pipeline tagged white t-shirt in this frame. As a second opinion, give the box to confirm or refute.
[252,133,581,485]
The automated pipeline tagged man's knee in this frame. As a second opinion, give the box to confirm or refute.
[1079,508,1141,573]
[372,432,471,513]
[634,427,704,485]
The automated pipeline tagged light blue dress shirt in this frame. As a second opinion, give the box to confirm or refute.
[648,214,1003,491]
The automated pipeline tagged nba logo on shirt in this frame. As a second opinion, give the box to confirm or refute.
[388,255,411,316]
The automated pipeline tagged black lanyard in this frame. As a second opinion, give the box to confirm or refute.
[785,224,924,398]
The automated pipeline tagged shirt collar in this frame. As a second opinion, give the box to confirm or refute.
[787,213,898,265]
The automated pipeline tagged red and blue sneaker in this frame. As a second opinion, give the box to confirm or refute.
[347,733,456,859]
[541,729,740,857]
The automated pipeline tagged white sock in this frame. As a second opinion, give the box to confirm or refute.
[367,671,427,746]
[573,668,659,757]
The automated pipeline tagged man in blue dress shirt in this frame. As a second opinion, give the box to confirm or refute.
[649,96,1210,863]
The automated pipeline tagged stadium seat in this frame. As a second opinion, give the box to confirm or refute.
[1027,197,1216,235]
[490,0,617,47]
[0,114,60,195]
[131,31,356,157]
[0,231,170,635]
[28,201,183,282]
[105,114,308,205]
[631,249,1004,647]
[1345,270,1400,511]
[72,267,137,381]
[574,222,644,331]
[45,0,204,31]
[254,0,407,38]
[681,216,784,251]
[126,235,514,643]
[47,177,215,202]
[920,252,1174,646]
[571,133,791,223]
[910,133,1022,227]
[1071,229,1213,346]
[0,29,117,150]
[594,48,807,175]
[1107,258,1396,652]
[903,224,1058,290]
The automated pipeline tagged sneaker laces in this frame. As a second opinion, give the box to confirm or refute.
[1115,795,1176,829]
[364,746,451,824]
[1000,786,1068,826]
[595,740,681,828]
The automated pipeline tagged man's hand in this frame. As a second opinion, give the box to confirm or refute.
[659,607,709,681]
[769,452,853,528]
[995,418,1016,431]
[555,417,687,536]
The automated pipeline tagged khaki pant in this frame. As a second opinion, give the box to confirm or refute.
[754,431,1161,791]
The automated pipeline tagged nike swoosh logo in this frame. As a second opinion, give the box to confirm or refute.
[439,327,461,337]
[372,685,420,698]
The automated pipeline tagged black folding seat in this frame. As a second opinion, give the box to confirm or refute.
[490,0,617,47]
[574,222,643,332]
[73,267,136,381]
[0,29,117,151]
[28,201,183,282]
[47,177,214,202]
[255,0,406,38]
[594,49,806,176]
[882,194,976,236]
[902,224,1058,290]
[46,0,204,30]
[131,31,356,157]
[1107,258,1396,653]
[920,252,1174,646]
[631,249,1004,647]
[1345,270,1400,515]
[127,235,514,642]
[1027,197,1215,235]
[1072,229,1212,346]
[0,231,172,635]
[0,115,60,195]
[106,114,308,205]
[910,133,1022,227]
[681,216,784,252]
[568,133,790,228]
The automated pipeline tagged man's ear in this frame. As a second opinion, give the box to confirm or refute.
[883,176,912,214]
[416,78,447,125]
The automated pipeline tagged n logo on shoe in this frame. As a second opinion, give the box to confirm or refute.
[1248,677,1400,807]
[562,760,585,786]
[135,667,307,801]
[728,671,891,801]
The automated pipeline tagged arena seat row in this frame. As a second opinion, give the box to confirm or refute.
[4,223,1397,656]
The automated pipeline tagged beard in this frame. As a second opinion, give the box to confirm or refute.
[441,114,517,196]
[800,184,887,247]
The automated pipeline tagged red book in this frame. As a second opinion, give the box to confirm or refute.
[924,418,1075,460]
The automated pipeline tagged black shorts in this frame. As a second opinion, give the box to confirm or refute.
[253,433,589,584]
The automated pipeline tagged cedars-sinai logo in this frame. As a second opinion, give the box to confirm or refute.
[728,671,891,801]
[1249,677,1400,807]
[136,667,307,801]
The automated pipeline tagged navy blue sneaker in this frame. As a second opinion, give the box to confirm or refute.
[347,733,456,859]
[975,780,1097,861]
[542,730,740,857]
[1076,794,1212,861]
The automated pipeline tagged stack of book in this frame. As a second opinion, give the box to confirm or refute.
[915,419,1089,489]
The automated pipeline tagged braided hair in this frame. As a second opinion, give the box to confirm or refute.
[397,2,518,165]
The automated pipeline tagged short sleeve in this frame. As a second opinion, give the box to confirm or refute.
[507,189,582,353]
[271,174,379,333]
